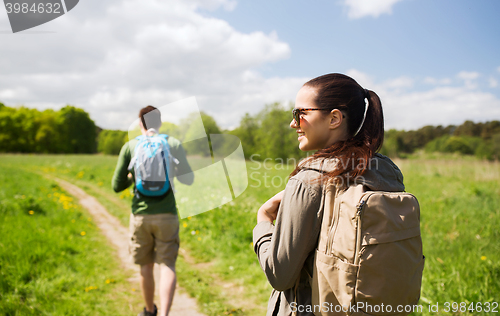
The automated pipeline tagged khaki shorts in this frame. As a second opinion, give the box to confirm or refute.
[129,213,180,267]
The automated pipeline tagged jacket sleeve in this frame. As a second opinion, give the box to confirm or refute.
[253,177,322,291]
[111,143,133,193]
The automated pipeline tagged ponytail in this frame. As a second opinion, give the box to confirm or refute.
[354,89,384,153]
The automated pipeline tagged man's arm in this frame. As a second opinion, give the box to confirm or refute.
[170,139,194,185]
[112,143,133,192]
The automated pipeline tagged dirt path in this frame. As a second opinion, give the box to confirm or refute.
[54,177,206,316]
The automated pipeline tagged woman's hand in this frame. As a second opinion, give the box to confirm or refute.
[257,190,284,223]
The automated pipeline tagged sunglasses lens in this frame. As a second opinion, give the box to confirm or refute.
[293,109,300,126]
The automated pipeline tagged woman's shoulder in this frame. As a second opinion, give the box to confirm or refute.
[289,157,337,193]
[294,157,337,179]
[297,156,337,172]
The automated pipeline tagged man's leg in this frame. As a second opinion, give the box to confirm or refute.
[140,263,156,313]
[158,264,176,316]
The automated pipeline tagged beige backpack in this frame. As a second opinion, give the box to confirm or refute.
[311,182,425,316]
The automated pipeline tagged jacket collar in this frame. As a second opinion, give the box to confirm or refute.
[297,154,405,192]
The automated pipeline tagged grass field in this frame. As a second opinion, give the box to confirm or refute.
[396,155,500,311]
[0,161,143,315]
[1,153,499,315]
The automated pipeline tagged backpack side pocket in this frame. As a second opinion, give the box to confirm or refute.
[312,250,358,316]
[354,193,424,316]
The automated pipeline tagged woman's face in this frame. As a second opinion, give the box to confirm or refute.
[290,86,334,151]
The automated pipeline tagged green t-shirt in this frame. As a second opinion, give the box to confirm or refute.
[111,135,193,215]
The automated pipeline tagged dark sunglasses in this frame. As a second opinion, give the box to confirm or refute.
[292,108,338,127]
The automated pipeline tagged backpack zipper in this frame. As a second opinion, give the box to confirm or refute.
[354,198,367,266]
[356,199,366,216]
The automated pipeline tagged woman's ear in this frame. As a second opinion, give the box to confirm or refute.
[329,109,344,130]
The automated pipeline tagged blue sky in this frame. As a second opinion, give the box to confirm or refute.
[0,0,499,131]
[208,0,500,81]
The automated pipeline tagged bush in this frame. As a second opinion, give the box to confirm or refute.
[97,130,128,155]
[425,135,449,153]
[442,136,474,155]
[0,105,96,153]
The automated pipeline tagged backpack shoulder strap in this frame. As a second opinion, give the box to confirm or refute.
[159,134,170,149]
[128,136,145,170]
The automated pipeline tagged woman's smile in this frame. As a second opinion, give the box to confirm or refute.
[297,131,305,140]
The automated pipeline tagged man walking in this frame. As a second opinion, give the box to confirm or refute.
[112,106,194,316]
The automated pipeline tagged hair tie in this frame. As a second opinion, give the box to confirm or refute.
[354,91,370,137]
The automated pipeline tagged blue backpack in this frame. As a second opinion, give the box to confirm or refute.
[128,134,172,197]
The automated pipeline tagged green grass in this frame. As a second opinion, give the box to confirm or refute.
[0,154,131,226]
[0,162,142,315]
[396,157,500,311]
[1,153,499,315]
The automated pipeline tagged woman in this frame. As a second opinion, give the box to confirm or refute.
[253,73,406,315]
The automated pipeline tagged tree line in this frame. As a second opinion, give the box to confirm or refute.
[381,121,500,160]
[0,102,97,153]
[1,102,499,160]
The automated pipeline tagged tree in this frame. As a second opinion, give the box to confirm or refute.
[97,130,128,155]
[230,113,259,159]
[181,111,221,157]
[454,120,481,137]
[492,133,500,160]
[443,136,474,155]
[0,106,42,153]
[480,121,500,140]
[380,129,402,157]
[0,106,17,152]
[158,122,180,139]
[56,106,97,153]
[34,110,59,153]
[254,103,291,160]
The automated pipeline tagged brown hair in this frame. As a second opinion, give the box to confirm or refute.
[290,73,384,185]
[139,105,162,130]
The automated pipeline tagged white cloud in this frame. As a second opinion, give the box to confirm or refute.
[345,69,373,88]
[457,71,480,81]
[383,76,413,89]
[0,0,293,129]
[383,87,500,130]
[0,87,30,100]
[457,71,480,89]
[423,77,452,85]
[184,0,237,11]
[489,77,498,88]
[346,69,500,130]
[342,0,405,19]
